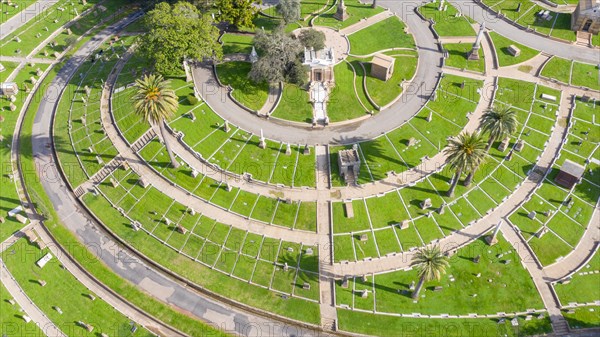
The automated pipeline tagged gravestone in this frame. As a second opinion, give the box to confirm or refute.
[223,120,230,132]
[437,203,446,214]
[189,208,196,216]
[191,169,199,178]
[138,177,149,188]
[54,306,62,314]
[359,234,368,242]
[110,178,118,187]
[121,161,130,171]
[527,211,536,220]
[400,220,410,229]
[420,198,432,209]
[66,28,72,35]
[536,226,548,238]
[176,224,187,234]
[427,111,432,122]
[341,277,349,288]
[498,137,510,152]
[434,286,443,291]
[285,143,291,155]
[38,279,46,287]
[87,294,95,301]
[283,262,289,271]
[507,45,521,57]
[407,137,417,147]
[303,282,311,290]
[84,85,91,96]
[9,103,16,111]
[409,281,415,290]
[30,76,37,84]
[14,36,21,43]
[303,144,310,155]
[305,247,313,255]
[515,139,524,152]
[360,289,368,298]
[473,255,481,263]
[511,318,518,326]
[189,111,196,121]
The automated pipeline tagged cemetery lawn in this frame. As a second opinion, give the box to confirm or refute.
[337,310,553,337]
[216,61,269,111]
[348,17,415,56]
[418,3,476,37]
[554,250,600,304]
[571,62,600,90]
[221,33,254,54]
[311,0,384,29]
[563,306,600,329]
[3,239,155,337]
[365,55,418,107]
[443,43,485,73]
[327,61,368,122]
[0,282,43,337]
[335,234,545,315]
[271,83,313,123]
[0,0,36,25]
[489,31,539,67]
[540,56,571,84]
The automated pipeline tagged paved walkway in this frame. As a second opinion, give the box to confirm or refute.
[0,0,59,40]
[340,10,393,35]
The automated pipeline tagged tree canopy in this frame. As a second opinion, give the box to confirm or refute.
[298,28,326,50]
[139,1,222,75]
[249,27,305,84]
[276,0,301,24]
[216,0,260,29]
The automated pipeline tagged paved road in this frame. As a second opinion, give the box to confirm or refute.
[194,1,443,145]
[0,0,60,40]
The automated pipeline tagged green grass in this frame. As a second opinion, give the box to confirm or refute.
[221,33,254,54]
[0,281,43,337]
[489,31,539,67]
[311,0,384,29]
[419,3,476,37]
[0,0,36,24]
[270,83,313,123]
[348,16,415,55]
[571,62,599,90]
[3,239,154,337]
[337,309,552,337]
[563,306,600,329]
[365,55,418,107]
[216,61,269,111]
[327,61,368,121]
[554,251,600,304]
[444,43,485,73]
[337,234,545,315]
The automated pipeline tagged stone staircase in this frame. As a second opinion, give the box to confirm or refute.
[551,316,570,336]
[90,157,125,186]
[321,317,337,332]
[131,128,157,153]
[576,31,592,47]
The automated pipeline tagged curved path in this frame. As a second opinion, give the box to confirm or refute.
[25,11,325,337]
[193,2,443,145]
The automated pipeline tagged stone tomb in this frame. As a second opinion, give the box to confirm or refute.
[507,45,521,57]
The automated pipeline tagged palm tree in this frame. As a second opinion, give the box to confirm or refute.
[480,106,518,153]
[444,131,487,196]
[411,245,449,299]
[132,74,180,168]
[462,106,518,186]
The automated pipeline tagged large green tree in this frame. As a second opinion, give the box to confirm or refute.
[443,131,487,196]
[249,27,304,84]
[216,0,260,29]
[411,245,449,299]
[139,1,222,75]
[480,105,518,152]
[298,28,326,50]
[132,74,180,168]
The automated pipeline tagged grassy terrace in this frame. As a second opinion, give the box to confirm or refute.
[540,56,571,84]
[0,0,36,24]
[444,43,485,73]
[364,52,418,107]
[0,0,98,57]
[137,139,317,231]
[83,181,321,324]
[555,250,600,305]
[221,33,254,54]
[336,234,545,315]
[270,83,313,123]
[327,60,371,121]
[312,0,384,29]
[0,281,43,337]
[19,25,229,337]
[509,96,598,266]
[0,62,49,242]
[54,36,134,187]
[347,16,415,56]
[419,3,475,37]
[563,306,600,330]
[488,31,539,67]
[332,77,559,262]
[3,239,154,337]
[215,61,269,111]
